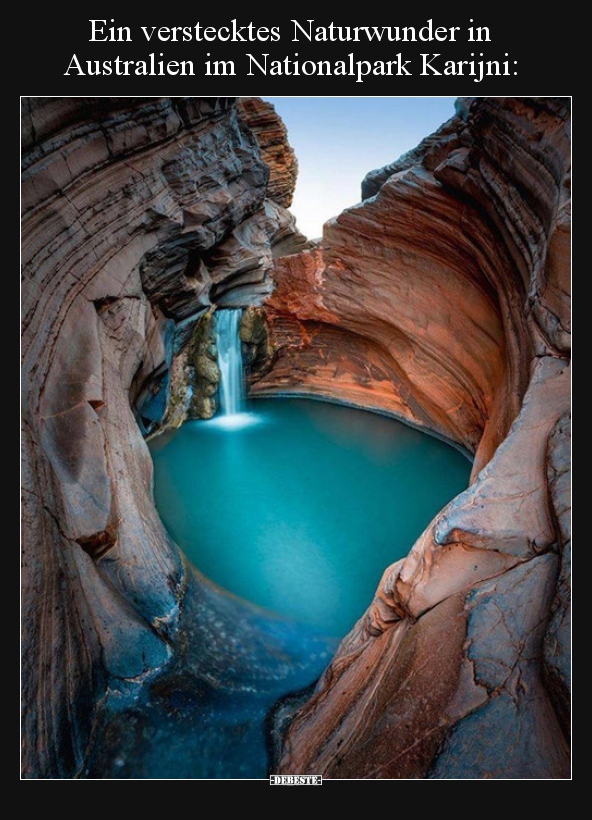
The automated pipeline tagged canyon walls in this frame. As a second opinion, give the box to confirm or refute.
[21,96,307,778]
[21,96,570,779]
[252,97,571,779]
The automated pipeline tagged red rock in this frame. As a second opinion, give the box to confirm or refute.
[256,98,571,779]
[237,97,298,208]
[21,96,571,780]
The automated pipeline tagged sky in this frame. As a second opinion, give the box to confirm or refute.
[262,97,458,239]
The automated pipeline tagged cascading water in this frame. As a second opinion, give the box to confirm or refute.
[213,308,258,430]
[149,313,472,776]
[215,309,244,418]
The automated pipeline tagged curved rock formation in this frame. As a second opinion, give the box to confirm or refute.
[21,96,570,779]
[21,96,311,778]
[252,97,571,779]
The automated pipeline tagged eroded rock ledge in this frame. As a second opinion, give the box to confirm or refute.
[21,96,309,778]
[21,97,570,779]
[251,97,571,779]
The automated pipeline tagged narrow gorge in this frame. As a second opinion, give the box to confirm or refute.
[21,96,571,779]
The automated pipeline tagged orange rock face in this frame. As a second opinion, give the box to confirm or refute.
[252,98,571,779]
[21,96,570,780]
[237,97,298,209]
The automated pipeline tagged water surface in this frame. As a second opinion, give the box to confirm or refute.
[150,398,471,638]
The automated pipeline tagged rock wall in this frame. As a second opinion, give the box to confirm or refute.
[237,97,298,209]
[21,96,571,779]
[251,97,571,779]
[21,96,307,778]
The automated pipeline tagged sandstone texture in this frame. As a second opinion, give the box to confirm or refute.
[251,97,571,779]
[22,96,571,779]
[21,96,309,778]
[237,97,298,209]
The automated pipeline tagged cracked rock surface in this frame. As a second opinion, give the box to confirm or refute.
[22,97,570,779]
[252,98,571,779]
[21,96,310,778]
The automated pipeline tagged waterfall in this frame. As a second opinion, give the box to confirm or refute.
[215,309,244,418]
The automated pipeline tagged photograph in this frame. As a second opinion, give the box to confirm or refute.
[21,93,571,780]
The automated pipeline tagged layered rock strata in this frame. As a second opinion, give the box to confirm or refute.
[21,96,307,778]
[249,97,571,779]
[21,96,571,780]
[237,97,298,210]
